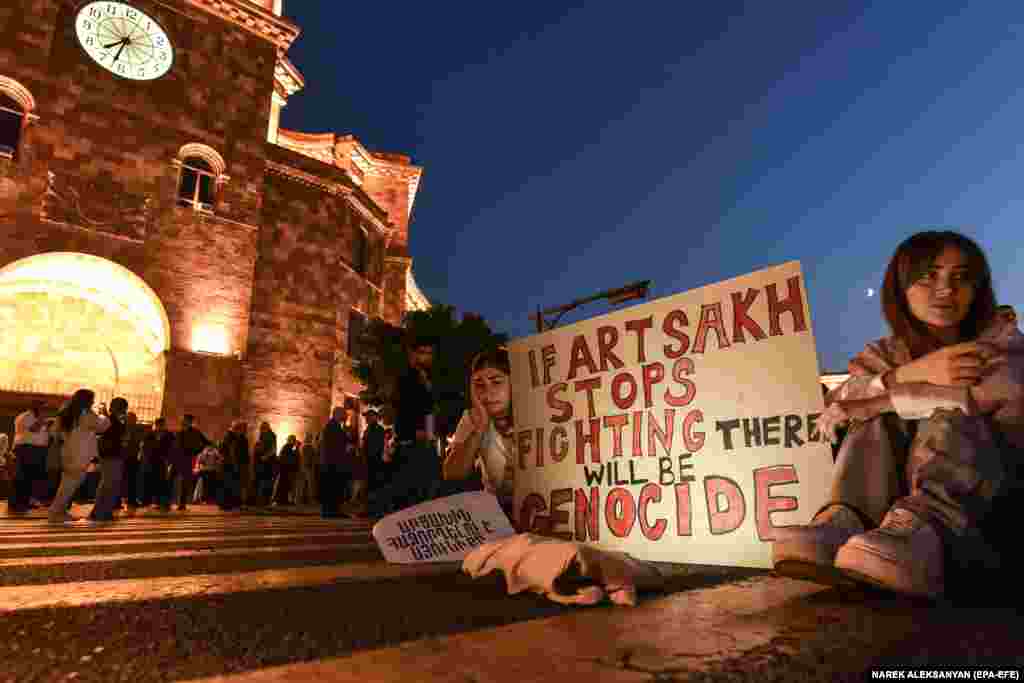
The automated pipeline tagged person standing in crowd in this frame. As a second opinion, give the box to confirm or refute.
[362,407,386,494]
[319,406,353,518]
[274,434,300,505]
[118,412,143,513]
[89,397,129,522]
[193,444,223,503]
[0,433,9,500]
[341,419,371,518]
[7,400,51,515]
[45,419,64,503]
[369,334,439,516]
[443,347,515,515]
[773,231,1023,599]
[140,417,174,511]
[298,433,318,504]
[218,421,248,511]
[171,414,210,512]
[49,390,109,523]
[252,422,277,507]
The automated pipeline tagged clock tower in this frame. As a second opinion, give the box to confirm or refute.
[0,1,426,442]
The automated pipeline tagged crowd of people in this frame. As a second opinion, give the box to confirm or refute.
[0,397,400,523]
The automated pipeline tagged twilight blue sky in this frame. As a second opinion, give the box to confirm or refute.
[281,2,1023,372]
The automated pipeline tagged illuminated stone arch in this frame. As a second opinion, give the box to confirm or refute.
[0,253,170,421]
[0,75,37,115]
[176,143,227,179]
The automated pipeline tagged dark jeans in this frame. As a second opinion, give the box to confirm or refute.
[274,465,297,504]
[195,471,220,503]
[320,464,350,517]
[7,444,48,511]
[90,457,125,521]
[141,461,170,509]
[120,457,140,507]
[368,443,441,516]
[219,465,242,510]
[171,466,193,508]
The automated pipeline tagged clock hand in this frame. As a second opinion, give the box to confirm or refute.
[113,38,128,63]
[103,40,123,49]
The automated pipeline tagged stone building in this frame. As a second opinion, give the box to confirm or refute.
[0,0,429,442]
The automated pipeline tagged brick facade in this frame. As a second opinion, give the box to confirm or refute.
[0,0,425,442]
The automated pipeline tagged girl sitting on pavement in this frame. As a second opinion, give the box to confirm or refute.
[772,230,1024,599]
[443,347,516,518]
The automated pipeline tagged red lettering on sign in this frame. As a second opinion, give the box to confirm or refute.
[575,486,600,542]
[638,483,667,541]
[704,476,746,535]
[662,309,691,358]
[605,487,637,538]
[753,465,799,541]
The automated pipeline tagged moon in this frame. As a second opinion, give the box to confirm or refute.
[866,288,875,298]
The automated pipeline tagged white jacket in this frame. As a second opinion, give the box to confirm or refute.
[62,412,110,471]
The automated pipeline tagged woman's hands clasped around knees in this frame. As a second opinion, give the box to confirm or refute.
[819,397,889,443]
[893,341,1002,387]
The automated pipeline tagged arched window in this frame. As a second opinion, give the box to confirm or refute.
[0,93,24,159]
[175,143,226,213]
[177,157,216,211]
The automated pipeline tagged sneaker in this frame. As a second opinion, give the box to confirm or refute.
[772,504,866,586]
[834,507,944,599]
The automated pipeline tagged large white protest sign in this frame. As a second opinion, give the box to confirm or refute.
[372,491,517,564]
[509,261,833,568]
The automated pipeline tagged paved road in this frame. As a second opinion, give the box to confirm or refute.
[0,505,1021,683]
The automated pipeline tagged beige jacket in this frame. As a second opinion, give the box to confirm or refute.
[830,318,1024,448]
[62,411,110,471]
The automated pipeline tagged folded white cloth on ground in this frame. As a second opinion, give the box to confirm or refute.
[462,533,664,606]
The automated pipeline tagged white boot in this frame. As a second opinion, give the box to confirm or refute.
[834,507,944,599]
[772,504,866,585]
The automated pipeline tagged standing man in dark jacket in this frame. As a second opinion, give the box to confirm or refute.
[118,412,144,512]
[89,397,128,522]
[252,422,277,506]
[274,435,300,505]
[363,407,386,492]
[172,414,210,511]
[319,406,353,518]
[369,333,438,516]
[218,421,248,511]
[140,417,174,510]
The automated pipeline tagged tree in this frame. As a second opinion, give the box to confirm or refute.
[351,305,508,436]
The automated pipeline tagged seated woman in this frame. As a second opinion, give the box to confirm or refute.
[443,347,515,516]
[773,230,1023,599]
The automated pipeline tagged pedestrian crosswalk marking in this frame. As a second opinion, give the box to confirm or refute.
[0,541,379,568]
[0,561,460,612]
[0,529,370,551]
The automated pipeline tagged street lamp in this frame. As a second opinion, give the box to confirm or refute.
[533,279,652,332]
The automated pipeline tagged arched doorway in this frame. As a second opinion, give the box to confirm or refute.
[0,253,170,423]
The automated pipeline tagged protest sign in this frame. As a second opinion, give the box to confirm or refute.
[509,261,832,568]
[372,491,517,564]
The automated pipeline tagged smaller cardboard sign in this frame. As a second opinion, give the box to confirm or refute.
[372,491,517,564]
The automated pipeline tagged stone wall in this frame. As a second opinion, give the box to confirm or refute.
[246,146,387,441]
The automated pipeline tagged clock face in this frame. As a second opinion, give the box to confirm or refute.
[75,2,174,81]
